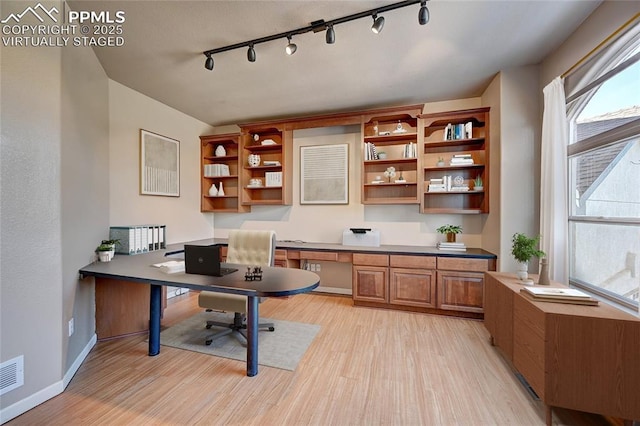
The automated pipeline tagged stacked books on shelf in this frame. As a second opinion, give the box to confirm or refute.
[437,241,467,251]
[204,164,230,177]
[403,142,417,158]
[520,286,599,306]
[450,154,474,166]
[364,142,378,160]
[428,178,446,192]
[443,122,473,141]
[428,175,469,192]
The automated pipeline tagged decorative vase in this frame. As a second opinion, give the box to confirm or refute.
[208,183,218,196]
[218,182,225,196]
[538,258,550,285]
[214,145,226,157]
[446,233,456,243]
[248,154,261,167]
[516,262,529,281]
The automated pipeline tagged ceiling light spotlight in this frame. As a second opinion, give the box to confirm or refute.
[285,35,297,55]
[204,54,214,70]
[326,25,335,44]
[371,13,385,34]
[247,44,256,62]
[418,1,429,25]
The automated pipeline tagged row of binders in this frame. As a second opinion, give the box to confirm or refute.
[109,225,166,255]
[204,163,230,177]
[443,122,473,141]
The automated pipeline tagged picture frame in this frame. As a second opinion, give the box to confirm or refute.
[300,143,348,204]
[140,129,180,197]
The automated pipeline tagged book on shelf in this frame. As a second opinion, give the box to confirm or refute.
[443,122,473,141]
[403,142,416,158]
[437,241,466,251]
[265,171,282,187]
[520,287,599,306]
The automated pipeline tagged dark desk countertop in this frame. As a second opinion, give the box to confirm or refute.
[179,238,497,260]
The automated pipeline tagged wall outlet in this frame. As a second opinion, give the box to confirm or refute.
[68,318,74,337]
[316,263,321,272]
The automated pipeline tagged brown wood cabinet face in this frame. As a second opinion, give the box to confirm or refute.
[512,295,546,400]
[483,273,514,360]
[437,271,484,313]
[352,265,388,303]
[389,268,436,308]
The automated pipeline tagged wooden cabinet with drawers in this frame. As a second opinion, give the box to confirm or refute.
[436,257,492,314]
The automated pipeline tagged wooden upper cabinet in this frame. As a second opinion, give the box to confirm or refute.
[420,107,490,214]
[361,105,423,205]
[239,124,293,206]
[200,133,249,213]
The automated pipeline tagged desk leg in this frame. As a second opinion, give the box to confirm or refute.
[149,284,162,356]
[246,295,259,377]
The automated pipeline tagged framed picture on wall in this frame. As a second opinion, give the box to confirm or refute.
[300,143,348,204]
[140,129,180,197]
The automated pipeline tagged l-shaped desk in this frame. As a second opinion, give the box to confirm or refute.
[79,243,320,377]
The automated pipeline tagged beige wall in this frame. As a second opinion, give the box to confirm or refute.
[108,81,216,244]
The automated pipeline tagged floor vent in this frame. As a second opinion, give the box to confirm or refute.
[514,372,540,401]
[0,355,24,396]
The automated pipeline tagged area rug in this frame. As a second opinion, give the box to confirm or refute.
[160,311,320,371]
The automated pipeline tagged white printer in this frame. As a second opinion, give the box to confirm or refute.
[342,228,381,247]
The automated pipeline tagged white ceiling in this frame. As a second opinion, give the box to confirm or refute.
[71,0,602,126]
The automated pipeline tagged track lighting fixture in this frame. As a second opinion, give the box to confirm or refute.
[204,54,214,70]
[418,0,429,25]
[247,44,256,62]
[285,35,297,55]
[326,24,335,44]
[202,0,430,70]
[371,14,385,34]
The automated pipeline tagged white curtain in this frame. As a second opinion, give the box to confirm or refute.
[540,77,569,284]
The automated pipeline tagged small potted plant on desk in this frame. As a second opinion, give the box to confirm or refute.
[101,239,120,260]
[436,224,462,243]
[96,243,113,262]
[511,233,545,284]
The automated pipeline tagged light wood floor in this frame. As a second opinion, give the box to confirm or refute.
[8,292,616,425]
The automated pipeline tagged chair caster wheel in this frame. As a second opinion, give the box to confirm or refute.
[206,324,212,329]
[268,327,275,331]
[205,339,212,346]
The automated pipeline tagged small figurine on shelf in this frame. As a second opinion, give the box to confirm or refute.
[384,166,396,182]
[244,266,263,281]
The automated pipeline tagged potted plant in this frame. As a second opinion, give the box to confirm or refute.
[101,239,120,260]
[511,233,545,281]
[436,157,445,167]
[473,175,483,191]
[436,224,462,242]
[96,243,113,262]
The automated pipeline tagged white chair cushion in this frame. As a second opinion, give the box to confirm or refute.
[226,229,274,266]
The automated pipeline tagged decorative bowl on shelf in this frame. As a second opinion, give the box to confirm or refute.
[248,154,261,167]
[248,178,263,187]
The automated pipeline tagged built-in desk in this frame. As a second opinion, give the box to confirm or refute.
[484,272,640,425]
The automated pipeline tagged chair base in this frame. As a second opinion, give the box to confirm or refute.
[204,311,274,346]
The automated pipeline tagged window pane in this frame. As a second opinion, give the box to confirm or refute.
[569,139,640,218]
[569,221,640,304]
[573,50,640,144]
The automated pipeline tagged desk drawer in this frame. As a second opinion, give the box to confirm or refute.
[437,257,489,272]
[353,253,389,267]
[300,251,338,262]
[513,295,545,399]
[390,255,436,269]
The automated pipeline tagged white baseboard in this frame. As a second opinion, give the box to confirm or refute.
[0,334,96,425]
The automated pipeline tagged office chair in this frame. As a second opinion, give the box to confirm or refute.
[197,229,276,346]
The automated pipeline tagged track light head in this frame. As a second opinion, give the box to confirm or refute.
[326,25,335,44]
[371,14,385,34]
[204,54,214,70]
[285,36,297,55]
[418,1,429,25]
[247,44,256,62]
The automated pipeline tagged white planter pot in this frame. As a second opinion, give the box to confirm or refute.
[516,262,528,281]
[98,251,111,262]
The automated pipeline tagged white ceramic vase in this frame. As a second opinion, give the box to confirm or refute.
[215,145,226,157]
[248,154,261,167]
[208,183,218,196]
[218,182,225,196]
[516,262,528,281]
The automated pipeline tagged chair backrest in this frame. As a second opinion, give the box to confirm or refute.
[225,229,276,267]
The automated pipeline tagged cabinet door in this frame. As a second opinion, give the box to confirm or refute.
[390,268,436,308]
[437,270,484,313]
[352,265,388,303]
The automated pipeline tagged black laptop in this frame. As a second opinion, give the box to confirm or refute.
[184,244,238,277]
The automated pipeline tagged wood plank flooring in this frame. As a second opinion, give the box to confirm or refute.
[7,292,617,425]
